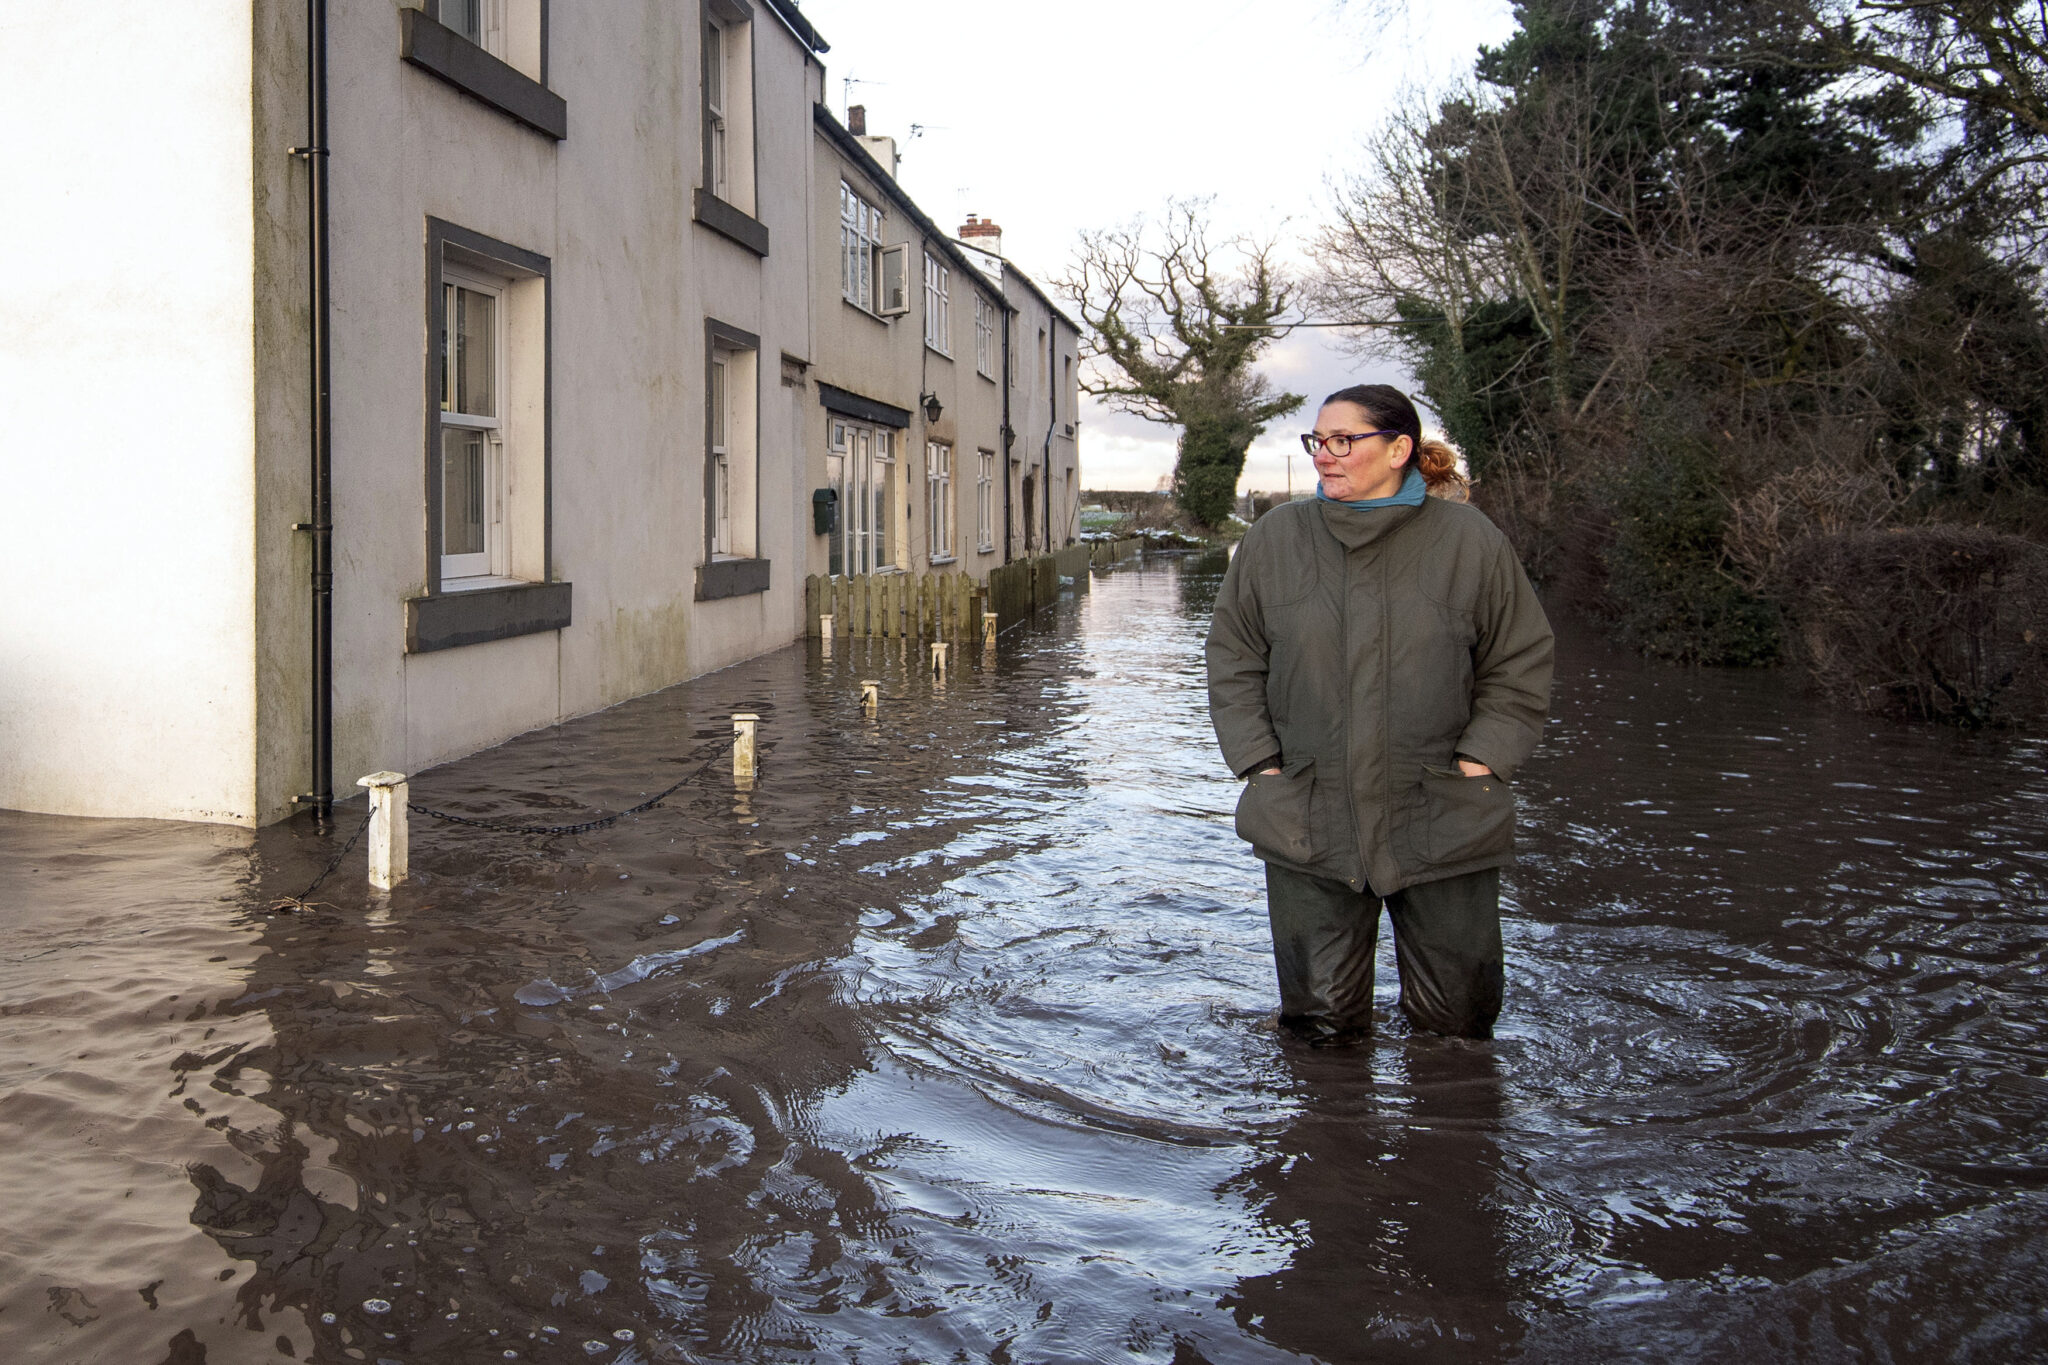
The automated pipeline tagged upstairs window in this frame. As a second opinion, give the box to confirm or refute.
[701,1,755,214]
[840,183,882,311]
[924,252,950,354]
[842,183,908,316]
[706,22,726,195]
[974,297,995,378]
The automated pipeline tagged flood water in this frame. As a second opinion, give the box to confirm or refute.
[5,552,2047,1364]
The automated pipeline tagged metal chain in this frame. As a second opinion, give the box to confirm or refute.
[405,734,735,836]
[267,807,373,912]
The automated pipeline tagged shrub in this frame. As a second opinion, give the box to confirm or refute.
[1602,439,1780,666]
[1775,527,2048,728]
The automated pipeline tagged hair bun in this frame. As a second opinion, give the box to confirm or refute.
[1416,435,1471,500]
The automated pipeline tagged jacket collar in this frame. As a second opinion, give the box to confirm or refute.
[1316,495,1427,550]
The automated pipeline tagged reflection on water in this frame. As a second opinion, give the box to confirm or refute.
[4,554,2047,1363]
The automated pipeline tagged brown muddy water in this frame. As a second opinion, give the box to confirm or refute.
[4,553,2046,1365]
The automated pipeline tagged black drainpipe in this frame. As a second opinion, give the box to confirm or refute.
[1000,310,1015,564]
[1043,328,1056,553]
[296,0,334,822]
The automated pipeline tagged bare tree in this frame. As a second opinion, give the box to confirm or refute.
[1309,91,1506,382]
[1061,201,1303,527]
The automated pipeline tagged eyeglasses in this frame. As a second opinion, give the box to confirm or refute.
[1301,429,1402,457]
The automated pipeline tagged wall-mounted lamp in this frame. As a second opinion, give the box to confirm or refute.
[920,392,943,424]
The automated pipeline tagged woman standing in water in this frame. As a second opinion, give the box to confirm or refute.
[1206,385,1553,1042]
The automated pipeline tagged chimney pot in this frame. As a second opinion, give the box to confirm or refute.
[848,104,866,136]
[959,216,1004,255]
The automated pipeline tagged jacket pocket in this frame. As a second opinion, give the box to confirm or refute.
[1420,765,1515,866]
[1236,756,1315,864]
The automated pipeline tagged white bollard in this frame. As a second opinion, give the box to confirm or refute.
[860,679,880,712]
[819,613,834,658]
[930,641,949,675]
[732,712,760,778]
[983,611,998,645]
[355,771,409,890]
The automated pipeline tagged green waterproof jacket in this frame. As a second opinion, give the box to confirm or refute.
[1205,495,1554,894]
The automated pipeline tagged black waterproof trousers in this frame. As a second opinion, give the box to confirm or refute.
[1265,863,1504,1040]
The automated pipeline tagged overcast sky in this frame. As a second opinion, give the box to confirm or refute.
[797,0,1518,493]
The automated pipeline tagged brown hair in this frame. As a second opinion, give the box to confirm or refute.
[1322,383,1470,500]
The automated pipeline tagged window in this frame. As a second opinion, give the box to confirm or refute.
[881,244,910,315]
[923,252,950,354]
[840,183,906,315]
[703,320,761,584]
[705,21,725,196]
[828,418,898,575]
[977,450,995,552]
[927,442,954,562]
[709,354,730,554]
[440,271,502,582]
[701,1,755,214]
[840,183,882,311]
[974,297,995,378]
[411,219,566,655]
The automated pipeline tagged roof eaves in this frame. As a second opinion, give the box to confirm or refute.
[762,0,829,54]
[979,252,1080,334]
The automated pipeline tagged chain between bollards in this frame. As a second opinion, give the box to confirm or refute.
[266,807,373,912]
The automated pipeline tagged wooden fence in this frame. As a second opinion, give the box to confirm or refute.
[804,539,1145,640]
[804,569,984,639]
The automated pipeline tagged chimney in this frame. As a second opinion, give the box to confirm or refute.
[959,213,1003,258]
[847,103,866,136]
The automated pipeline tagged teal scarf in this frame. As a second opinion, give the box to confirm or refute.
[1316,465,1426,510]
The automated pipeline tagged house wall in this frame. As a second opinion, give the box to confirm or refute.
[804,117,1011,584]
[270,0,825,819]
[998,273,1083,561]
[942,267,1009,574]
[1,1,1080,830]
[1,1,831,827]
[0,3,262,822]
